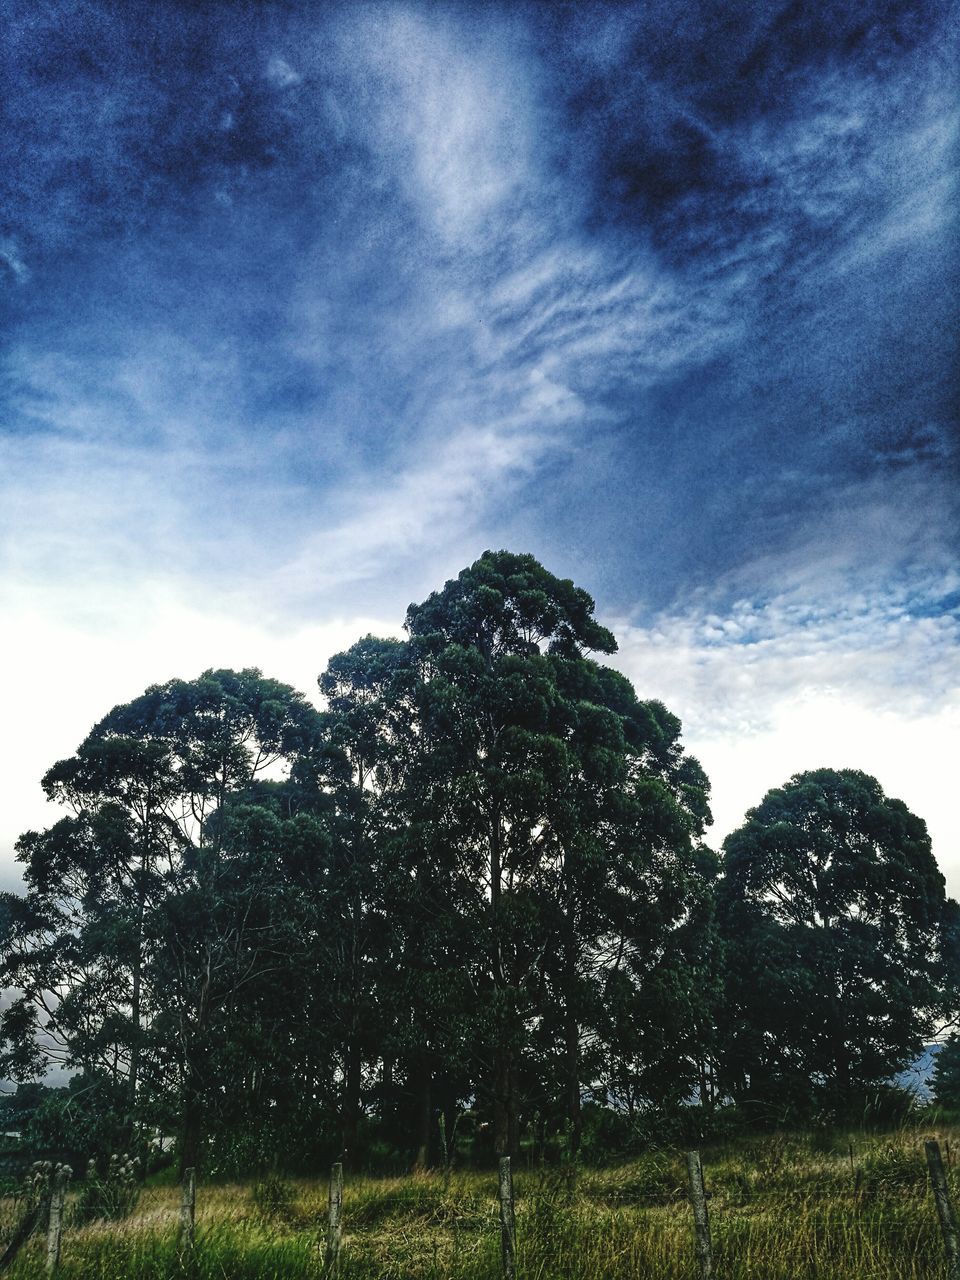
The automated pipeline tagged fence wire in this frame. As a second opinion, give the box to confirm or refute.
[0,1140,957,1278]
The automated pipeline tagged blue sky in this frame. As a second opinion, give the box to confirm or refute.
[2,0,958,887]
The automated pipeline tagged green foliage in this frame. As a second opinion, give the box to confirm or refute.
[1,554,955,1178]
[21,1075,135,1168]
[0,1130,954,1279]
[933,1035,960,1108]
[72,1153,140,1224]
[718,768,954,1117]
[250,1174,300,1226]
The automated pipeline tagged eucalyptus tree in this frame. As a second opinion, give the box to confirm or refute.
[315,636,418,1162]
[403,550,714,1155]
[718,768,956,1116]
[316,635,482,1166]
[1,734,179,1101]
[0,669,327,1170]
[525,663,717,1147]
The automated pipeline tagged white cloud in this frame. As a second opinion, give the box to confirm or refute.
[265,55,302,89]
[338,8,539,245]
[273,373,583,599]
[0,583,399,889]
[0,237,28,284]
[610,578,960,893]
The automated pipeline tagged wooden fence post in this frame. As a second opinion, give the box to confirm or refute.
[325,1161,343,1276]
[44,1165,69,1278]
[926,1139,960,1280]
[498,1156,516,1280]
[685,1150,715,1280]
[178,1167,196,1252]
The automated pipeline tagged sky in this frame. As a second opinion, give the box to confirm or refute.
[1,0,958,891]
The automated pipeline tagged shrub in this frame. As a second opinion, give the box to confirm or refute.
[72,1153,140,1224]
[251,1173,300,1225]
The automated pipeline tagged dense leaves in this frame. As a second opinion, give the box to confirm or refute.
[932,1035,960,1110]
[1,557,956,1171]
[717,768,955,1119]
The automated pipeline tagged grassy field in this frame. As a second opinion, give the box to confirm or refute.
[1,1124,958,1278]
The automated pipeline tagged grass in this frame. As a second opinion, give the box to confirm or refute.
[1,1124,958,1278]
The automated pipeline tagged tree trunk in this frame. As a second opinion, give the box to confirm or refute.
[493,1040,512,1158]
[178,972,210,1178]
[830,983,850,1112]
[128,878,146,1121]
[341,1038,362,1166]
[129,799,152,1126]
[413,1063,433,1169]
[566,1010,582,1158]
[489,812,520,1158]
[507,1057,520,1159]
[563,926,582,1159]
[179,1078,203,1178]
[380,1053,394,1142]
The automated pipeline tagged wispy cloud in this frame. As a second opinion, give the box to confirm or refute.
[611,570,960,875]
[1,1,957,888]
[615,571,960,734]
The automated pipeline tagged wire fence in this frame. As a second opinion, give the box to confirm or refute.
[0,1140,957,1278]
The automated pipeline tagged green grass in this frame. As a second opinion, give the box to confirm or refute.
[2,1125,958,1278]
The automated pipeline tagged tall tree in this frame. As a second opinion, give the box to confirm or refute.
[315,636,416,1164]
[316,635,481,1168]
[718,767,955,1116]
[0,669,327,1171]
[404,550,713,1155]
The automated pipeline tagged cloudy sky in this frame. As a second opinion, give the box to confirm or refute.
[2,0,958,890]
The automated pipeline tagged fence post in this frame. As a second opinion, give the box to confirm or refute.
[498,1155,516,1280]
[685,1150,715,1280]
[325,1161,343,1276]
[926,1140,960,1280]
[44,1164,69,1278]
[178,1167,196,1252]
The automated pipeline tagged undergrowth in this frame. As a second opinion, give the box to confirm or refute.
[1,1125,956,1278]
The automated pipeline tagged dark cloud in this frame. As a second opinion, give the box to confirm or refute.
[1,0,957,621]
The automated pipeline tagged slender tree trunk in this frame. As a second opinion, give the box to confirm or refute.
[441,1088,459,1169]
[128,879,146,1117]
[830,983,850,1112]
[493,1039,512,1158]
[566,1011,582,1158]
[341,1036,362,1166]
[413,1062,433,1169]
[179,1074,203,1178]
[340,806,366,1169]
[563,926,582,1158]
[490,810,520,1158]
[381,1053,394,1143]
[128,797,153,1124]
[507,1057,520,1159]
[178,949,212,1178]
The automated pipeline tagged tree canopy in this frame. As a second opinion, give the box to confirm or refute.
[717,767,955,1118]
[0,557,955,1171]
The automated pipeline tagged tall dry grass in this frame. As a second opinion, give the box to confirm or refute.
[1,1125,957,1278]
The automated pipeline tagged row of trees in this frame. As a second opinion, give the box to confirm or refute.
[1,552,956,1172]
